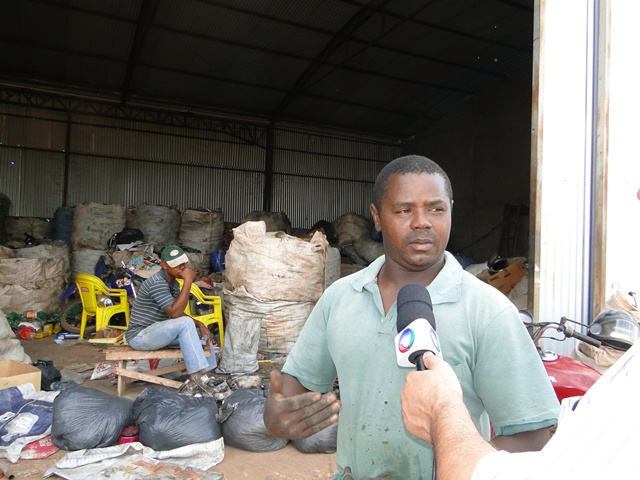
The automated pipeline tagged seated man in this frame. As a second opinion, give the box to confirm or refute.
[401,344,640,479]
[124,245,214,394]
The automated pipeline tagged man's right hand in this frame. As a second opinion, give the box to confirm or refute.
[264,370,341,440]
[401,353,463,444]
[178,266,195,282]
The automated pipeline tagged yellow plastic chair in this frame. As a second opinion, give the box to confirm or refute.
[177,279,224,348]
[75,273,130,339]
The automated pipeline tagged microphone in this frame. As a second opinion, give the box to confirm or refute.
[395,283,442,370]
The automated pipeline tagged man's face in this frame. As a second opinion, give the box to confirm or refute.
[371,172,452,272]
[162,262,187,278]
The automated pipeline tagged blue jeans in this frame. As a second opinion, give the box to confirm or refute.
[128,316,210,374]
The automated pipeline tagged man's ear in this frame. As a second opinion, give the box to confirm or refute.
[370,203,381,231]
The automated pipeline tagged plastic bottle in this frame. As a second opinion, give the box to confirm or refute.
[50,381,63,391]
[19,327,36,340]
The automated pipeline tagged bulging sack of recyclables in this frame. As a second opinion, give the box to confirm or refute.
[51,381,134,450]
[133,387,222,451]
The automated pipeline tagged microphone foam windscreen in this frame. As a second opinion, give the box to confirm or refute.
[396,283,435,333]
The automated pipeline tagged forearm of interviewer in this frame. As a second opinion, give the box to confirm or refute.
[401,353,497,480]
[432,399,497,480]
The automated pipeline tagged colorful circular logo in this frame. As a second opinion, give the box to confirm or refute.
[398,329,415,353]
[430,328,441,352]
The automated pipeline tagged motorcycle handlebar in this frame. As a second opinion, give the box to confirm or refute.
[564,325,602,348]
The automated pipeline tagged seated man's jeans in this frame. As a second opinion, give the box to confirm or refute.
[128,316,210,374]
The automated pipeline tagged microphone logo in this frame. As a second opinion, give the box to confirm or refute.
[398,329,415,353]
[430,328,441,353]
[395,318,443,368]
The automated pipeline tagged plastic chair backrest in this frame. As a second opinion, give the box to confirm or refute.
[176,279,224,347]
[75,273,109,315]
[75,272,130,339]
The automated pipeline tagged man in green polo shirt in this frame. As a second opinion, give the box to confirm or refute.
[264,155,559,480]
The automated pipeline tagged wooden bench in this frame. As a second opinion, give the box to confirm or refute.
[104,345,213,396]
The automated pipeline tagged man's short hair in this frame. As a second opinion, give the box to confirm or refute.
[372,154,453,209]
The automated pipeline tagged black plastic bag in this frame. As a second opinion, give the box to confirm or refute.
[109,228,144,248]
[133,387,221,451]
[33,361,61,391]
[218,389,289,452]
[292,421,338,453]
[51,382,134,450]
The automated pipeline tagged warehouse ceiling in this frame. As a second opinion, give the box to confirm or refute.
[0,0,534,139]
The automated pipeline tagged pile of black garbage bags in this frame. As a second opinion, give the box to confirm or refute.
[51,382,337,453]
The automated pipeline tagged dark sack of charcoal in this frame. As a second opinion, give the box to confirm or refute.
[292,421,338,453]
[217,389,289,452]
[133,387,221,451]
[52,381,134,450]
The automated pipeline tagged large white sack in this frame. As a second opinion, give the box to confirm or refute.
[0,309,31,363]
[218,286,316,374]
[325,246,341,289]
[71,249,105,276]
[225,221,328,303]
[216,286,262,374]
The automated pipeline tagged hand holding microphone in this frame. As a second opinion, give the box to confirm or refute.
[395,283,442,370]
[395,283,443,480]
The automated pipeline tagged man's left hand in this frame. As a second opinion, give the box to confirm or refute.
[193,318,210,341]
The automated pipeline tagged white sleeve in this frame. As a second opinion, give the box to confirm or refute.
[471,451,540,480]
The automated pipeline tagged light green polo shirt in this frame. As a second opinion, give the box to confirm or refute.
[283,251,559,480]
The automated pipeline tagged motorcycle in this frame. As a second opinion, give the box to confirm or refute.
[520,311,603,402]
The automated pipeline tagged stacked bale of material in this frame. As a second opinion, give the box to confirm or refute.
[71,202,125,276]
[125,206,138,229]
[332,212,382,266]
[179,208,224,269]
[4,216,53,244]
[217,221,329,374]
[241,211,291,234]
[0,241,70,313]
[137,204,181,248]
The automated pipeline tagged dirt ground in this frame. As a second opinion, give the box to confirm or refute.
[7,335,337,480]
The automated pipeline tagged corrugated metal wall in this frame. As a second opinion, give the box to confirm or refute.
[272,124,400,227]
[0,93,400,227]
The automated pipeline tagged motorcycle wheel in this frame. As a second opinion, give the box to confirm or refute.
[59,298,96,334]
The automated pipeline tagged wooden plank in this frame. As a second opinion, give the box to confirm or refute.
[105,346,210,361]
[144,361,186,377]
[115,367,183,389]
[117,360,125,396]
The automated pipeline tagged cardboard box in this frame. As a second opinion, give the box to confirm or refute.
[0,360,41,391]
[476,258,527,294]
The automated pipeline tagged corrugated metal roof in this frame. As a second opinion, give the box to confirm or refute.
[0,0,534,138]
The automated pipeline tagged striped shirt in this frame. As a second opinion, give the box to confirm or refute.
[125,269,180,342]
